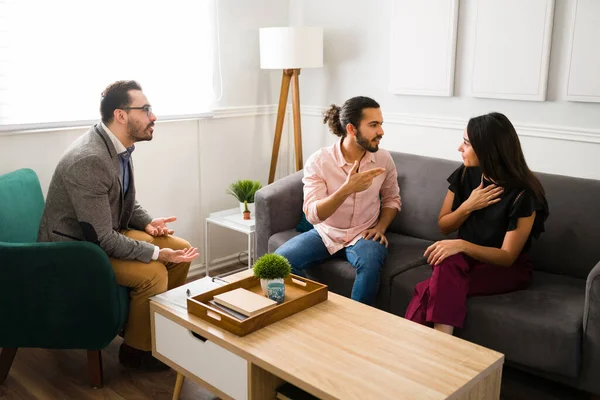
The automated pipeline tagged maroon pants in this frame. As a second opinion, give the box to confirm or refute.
[404,253,532,328]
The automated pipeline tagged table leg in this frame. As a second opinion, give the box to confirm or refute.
[205,219,210,277]
[248,363,284,400]
[455,364,502,400]
[251,231,255,265]
[247,232,252,269]
[172,372,185,400]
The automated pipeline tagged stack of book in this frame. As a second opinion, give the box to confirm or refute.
[210,288,277,320]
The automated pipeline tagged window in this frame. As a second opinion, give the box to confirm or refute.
[0,0,214,129]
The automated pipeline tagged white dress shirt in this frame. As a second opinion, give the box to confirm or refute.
[101,122,160,261]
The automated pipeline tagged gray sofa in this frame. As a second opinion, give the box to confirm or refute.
[255,151,600,395]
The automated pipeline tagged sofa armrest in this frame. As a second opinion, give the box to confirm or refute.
[0,241,126,349]
[579,260,600,394]
[255,171,304,257]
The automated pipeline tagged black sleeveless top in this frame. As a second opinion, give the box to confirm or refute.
[448,165,549,253]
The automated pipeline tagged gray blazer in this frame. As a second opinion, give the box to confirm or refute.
[38,124,155,262]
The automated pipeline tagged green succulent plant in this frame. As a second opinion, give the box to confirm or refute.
[227,180,262,203]
[253,253,291,280]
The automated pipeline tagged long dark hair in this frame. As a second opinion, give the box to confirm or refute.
[323,96,380,137]
[467,112,547,207]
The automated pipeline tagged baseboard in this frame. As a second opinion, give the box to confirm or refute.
[187,252,249,280]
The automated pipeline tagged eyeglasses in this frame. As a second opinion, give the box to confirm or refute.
[122,105,153,117]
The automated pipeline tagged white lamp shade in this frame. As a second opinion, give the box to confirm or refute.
[259,27,323,69]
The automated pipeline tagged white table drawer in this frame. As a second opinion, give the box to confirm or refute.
[154,312,248,400]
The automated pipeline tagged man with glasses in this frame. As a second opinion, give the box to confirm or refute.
[38,80,199,371]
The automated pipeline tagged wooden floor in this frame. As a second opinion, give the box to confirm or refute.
[0,337,217,400]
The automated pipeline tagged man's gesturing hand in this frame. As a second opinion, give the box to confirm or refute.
[344,161,385,194]
[145,216,177,237]
[158,247,200,263]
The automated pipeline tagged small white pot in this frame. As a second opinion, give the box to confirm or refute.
[239,202,255,215]
[260,278,285,303]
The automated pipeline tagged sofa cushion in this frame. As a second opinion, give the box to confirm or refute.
[269,230,431,310]
[387,153,459,242]
[295,211,314,233]
[529,173,600,279]
[390,266,585,378]
[268,229,300,253]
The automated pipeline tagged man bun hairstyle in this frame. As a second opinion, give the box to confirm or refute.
[322,96,380,137]
[323,104,344,137]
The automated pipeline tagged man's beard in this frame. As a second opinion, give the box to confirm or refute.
[127,120,154,143]
[356,128,381,153]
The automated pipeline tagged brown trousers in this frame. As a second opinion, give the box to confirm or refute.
[110,230,191,351]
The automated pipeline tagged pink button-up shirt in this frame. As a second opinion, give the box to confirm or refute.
[303,139,402,254]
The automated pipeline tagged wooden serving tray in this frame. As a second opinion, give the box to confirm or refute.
[187,274,328,336]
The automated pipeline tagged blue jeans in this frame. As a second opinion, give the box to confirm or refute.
[274,229,388,305]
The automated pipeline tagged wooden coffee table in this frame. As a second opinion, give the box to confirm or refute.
[150,270,503,400]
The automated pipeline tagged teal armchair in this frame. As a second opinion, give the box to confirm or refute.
[0,169,129,387]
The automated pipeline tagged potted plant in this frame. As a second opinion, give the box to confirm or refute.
[242,200,251,220]
[227,180,262,215]
[253,253,291,303]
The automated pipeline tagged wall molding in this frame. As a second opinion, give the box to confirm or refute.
[300,105,600,144]
[0,114,213,136]
[470,0,555,101]
[0,107,277,136]
[565,0,600,103]
[389,0,459,97]
[212,105,278,119]
[3,104,597,144]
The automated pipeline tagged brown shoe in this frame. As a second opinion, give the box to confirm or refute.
[119,343,170,371]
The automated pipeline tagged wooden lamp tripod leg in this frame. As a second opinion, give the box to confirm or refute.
[268,70,293,184]
[291,69,303,172]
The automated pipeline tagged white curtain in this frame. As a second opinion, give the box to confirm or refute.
[0,0,214,127]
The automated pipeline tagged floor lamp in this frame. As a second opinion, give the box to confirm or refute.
[259,27,323,184]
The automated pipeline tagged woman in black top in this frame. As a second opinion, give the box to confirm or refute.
[404,112,549,335]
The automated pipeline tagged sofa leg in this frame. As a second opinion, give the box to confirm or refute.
[0,348,18,385]
[87,349,103,388]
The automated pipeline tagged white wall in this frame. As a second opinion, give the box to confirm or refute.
[202,0,291,266]
[215,0,289,107]
[293,0,600,180]
[0,0,291,275]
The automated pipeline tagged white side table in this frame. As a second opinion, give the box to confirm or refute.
[204,208,255,277]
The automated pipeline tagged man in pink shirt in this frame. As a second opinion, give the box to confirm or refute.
[275,96,401,304]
